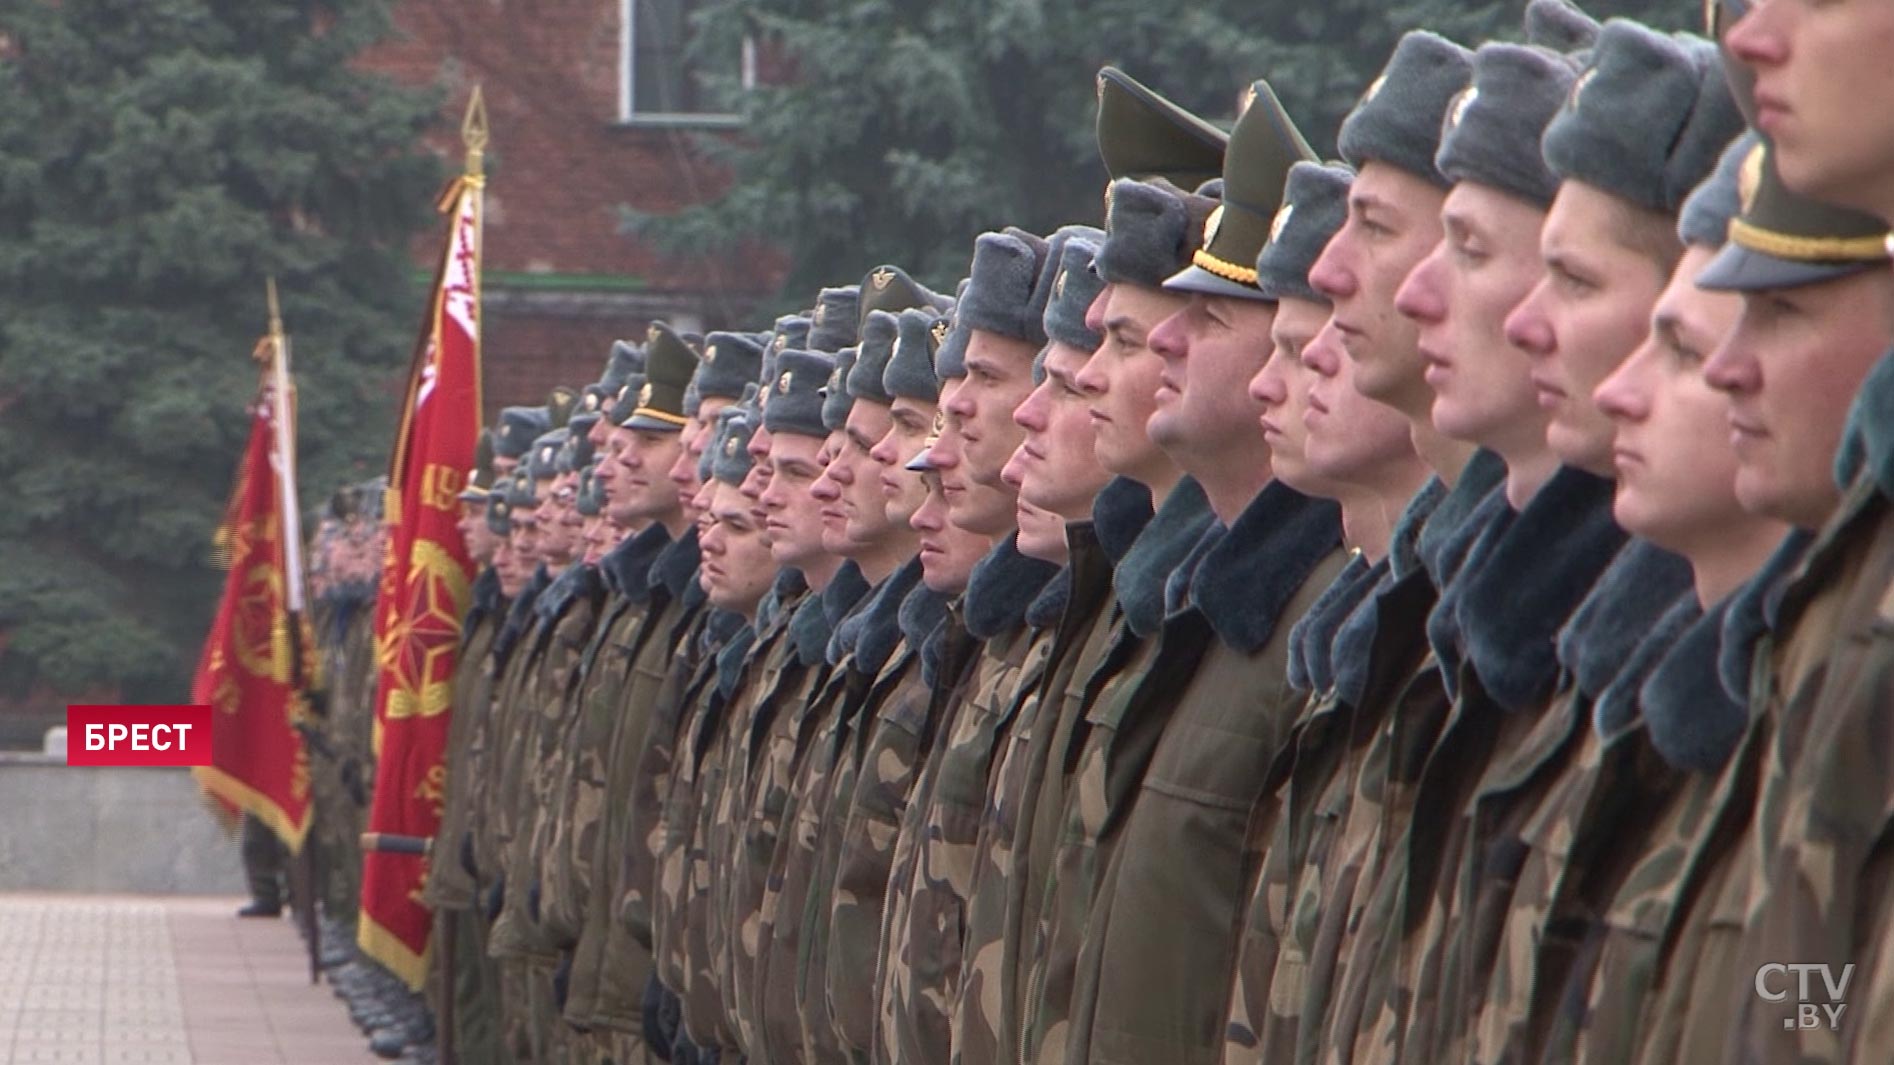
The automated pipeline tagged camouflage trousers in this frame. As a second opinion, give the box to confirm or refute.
[426,908,505,1065]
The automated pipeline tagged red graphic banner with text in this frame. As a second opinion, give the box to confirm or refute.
[190,377,315,851]
[357,173,484,988]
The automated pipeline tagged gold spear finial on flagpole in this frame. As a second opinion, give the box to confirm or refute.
[462,85,489,179]
[266,276,285,348]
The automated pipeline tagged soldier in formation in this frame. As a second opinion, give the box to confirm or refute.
[324,0,1894,1059]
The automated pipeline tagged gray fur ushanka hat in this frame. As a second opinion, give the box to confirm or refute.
[883,308,945,403]
[694,331,766,403]
[1436,44,1581,208]
[1338,31,1476,189]
[1093,178,1215,290]
[1256,162,1356,304]
[957,230,1053,346]
[820,348,858,432]
[1678,130,1755,249]
[1540,19,1745,215]
[809,286,862,352]
[1043,236,1107,352]
[847,311,899,404]
[765,349,836,439]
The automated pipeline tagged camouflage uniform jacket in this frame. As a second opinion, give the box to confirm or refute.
[875,536,1060,1065]
[726,571,863,1058]
[1018,477,1216,1065]
[424,566,506,912]
[822,581,954,1063]
[1220,482,1440,1065]
[677,619,762,1053]
[591,529,707,1033]
[488,561,606,963]
[709,576,814,1058]
[952,512,1130,1065]
[744,565,871,1063]
[545,524,674,1027]
[1391,470,1629,1065]
[1727,463,1894,1061]
[779,561,926,1064]
[651,609,748,1040]
[538,530,671,947]
[1313,455,1512,1065]
[471,565,551,919]
[1449,542,1694,1065]
[1531,555,1780,1065]
[1082,483,1345,1065]
[314,590,382,921]
[1221,548,1381,1065]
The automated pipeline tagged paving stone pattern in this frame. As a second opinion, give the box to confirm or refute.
[0,895,376,1065]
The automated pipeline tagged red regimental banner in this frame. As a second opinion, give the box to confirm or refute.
[189,378,314,850]
[357,172,484,990]
[67,706,216,767]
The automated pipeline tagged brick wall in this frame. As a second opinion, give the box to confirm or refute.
[360,0,788,412]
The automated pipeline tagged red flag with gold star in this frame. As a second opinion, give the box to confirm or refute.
[190,343,316,851]
[357,92,487,988]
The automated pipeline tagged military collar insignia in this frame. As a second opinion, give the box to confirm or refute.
[930,319,950,346]
[871,267,897,291]
[1203,203,1225,246]
[638,382,653,408]
[1448,86,1477,129]
[777,371,793,395]
[1269,202,1295,244]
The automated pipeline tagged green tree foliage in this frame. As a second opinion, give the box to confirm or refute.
[0,0,443,705]
[627,0,1691,308]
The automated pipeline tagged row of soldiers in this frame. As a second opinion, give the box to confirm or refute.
[412,0,1894,1061]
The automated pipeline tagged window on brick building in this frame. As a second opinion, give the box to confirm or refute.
[620,0,753,126]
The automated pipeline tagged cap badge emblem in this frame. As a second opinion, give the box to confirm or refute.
[724,436,740,456]
[1269,203,1295,244]
[777,371,793,395]
[1569,67,1597,109]
[1449,87,1477,129]
[1054,270,1068,299]
[638,382,654,408]
[1362,73,1387,105]
[871,267,897,291]
[1204,204,1226,247]
[646,323,661,343]
[930,319,950,346]
[774,333,789,351]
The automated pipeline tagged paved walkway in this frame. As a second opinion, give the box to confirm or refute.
[0,894,379,1065]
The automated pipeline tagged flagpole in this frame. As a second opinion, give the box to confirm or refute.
[265,278,306,614]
